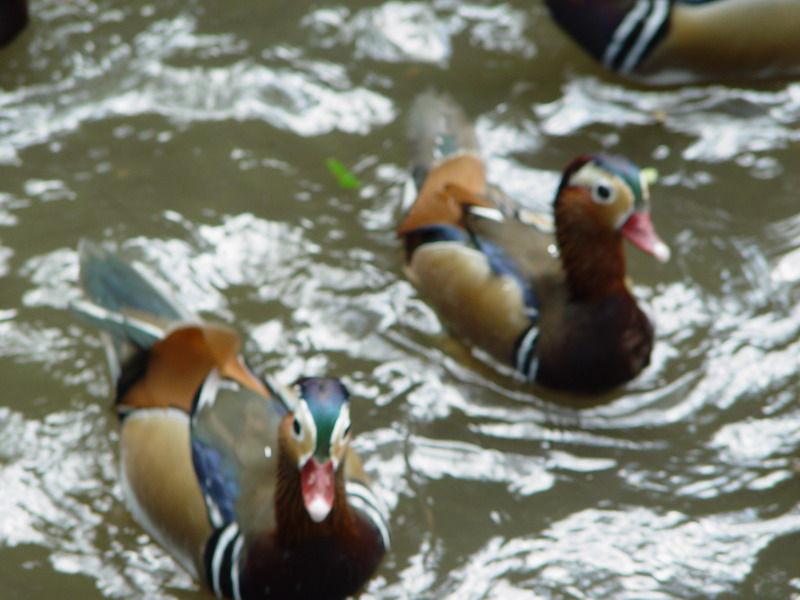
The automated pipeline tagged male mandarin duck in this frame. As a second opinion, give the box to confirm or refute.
[0,0,28,47]
[545,0,800,83]
[70,242,389,600]
[397,92,670,393]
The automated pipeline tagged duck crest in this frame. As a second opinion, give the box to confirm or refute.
[547,0,672,74]
[296,377,348,460]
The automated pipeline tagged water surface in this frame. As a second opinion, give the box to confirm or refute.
[1,1,799,598]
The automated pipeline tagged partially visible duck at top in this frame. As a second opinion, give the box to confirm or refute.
[0,0,28,47]
[397,92,670,394]
[545,0,800,84]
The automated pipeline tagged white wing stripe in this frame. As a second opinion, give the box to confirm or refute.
[515,325,539,379]
[231,532,244,600]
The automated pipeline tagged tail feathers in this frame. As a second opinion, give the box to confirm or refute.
[78,240,191,323]
[407,91,479,186]
[72,241,196,380]
[70,298,169,384]
[70,299,165,351]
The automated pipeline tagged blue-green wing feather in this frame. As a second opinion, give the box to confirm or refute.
[191,369,287,530]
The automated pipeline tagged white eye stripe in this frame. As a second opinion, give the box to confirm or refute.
[293,399,317,466]
[592,179,616,205]
[638,172,651,203]
[569,163,616,194]
[332,404,351,442]
[330,403,351,469]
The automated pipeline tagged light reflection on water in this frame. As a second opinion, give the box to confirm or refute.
[536,78,800,166]
[1,0,799,598]
[0,404,195,598]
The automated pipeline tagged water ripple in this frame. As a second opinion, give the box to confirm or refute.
[536,78,800,165]
[0,406,194,598]
[440,506,800,599]
[0,13,394,163]
[2,0,799,597]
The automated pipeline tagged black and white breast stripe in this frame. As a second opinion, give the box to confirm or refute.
[346,481,391,551]
[603,0,671,74]
[514,325,539,381]
[204,522,244,600]
[203,484,389,600]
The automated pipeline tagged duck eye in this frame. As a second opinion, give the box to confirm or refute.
[292,417,302,438]
[592,180,615,204]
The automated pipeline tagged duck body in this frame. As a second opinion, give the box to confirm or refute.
[72,242,388,599]
[545,0,800,84]
[0,0,28,47]
[398,93,669,393]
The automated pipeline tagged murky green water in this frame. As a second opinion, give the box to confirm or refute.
[1,1,799,598]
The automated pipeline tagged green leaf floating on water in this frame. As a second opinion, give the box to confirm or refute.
[326,158,360,189]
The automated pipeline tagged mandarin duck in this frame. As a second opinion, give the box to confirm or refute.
[545,0,800,84]
[0,0,27,47]
[70,242,389,600]
[397,92,670,393]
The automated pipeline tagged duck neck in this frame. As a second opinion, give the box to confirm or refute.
[274,447,350,546]
[556,209,628,302]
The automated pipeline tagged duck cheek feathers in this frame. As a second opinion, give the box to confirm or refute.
[280,412,315,468]
[301,458,335,523]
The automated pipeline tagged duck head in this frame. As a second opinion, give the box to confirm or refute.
[545,0,671,74]
[556,153,670,263]
[280,377,352,523]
